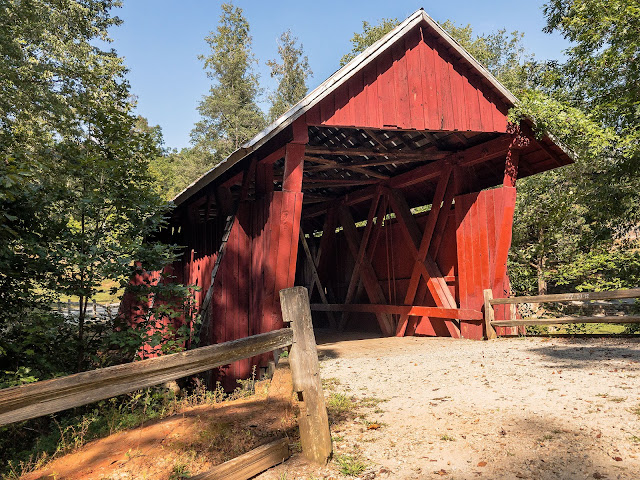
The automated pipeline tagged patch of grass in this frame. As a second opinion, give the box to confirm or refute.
[326,393,354,417]
[332,435,344,442]
[169,462,191,480]
[538,434,554,442]
[609,396,626,403]
[440,434,456,441]
[631,405,640,417]
[322,377,342,390]
[359,396,386,408]
[334,453,368,476]
[630,436,640,444]
[596,393,609,398]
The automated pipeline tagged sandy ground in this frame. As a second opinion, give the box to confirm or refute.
[260,331,640,480]
[21,332,640,479]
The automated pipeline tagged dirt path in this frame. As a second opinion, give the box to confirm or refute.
[262,332,640,479]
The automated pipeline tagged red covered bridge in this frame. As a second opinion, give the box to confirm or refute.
[124,10,572,386]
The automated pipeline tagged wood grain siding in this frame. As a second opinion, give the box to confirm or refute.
[307,25,509,133]
[454,187,518,339]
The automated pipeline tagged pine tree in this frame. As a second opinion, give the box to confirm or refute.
[191,3,265,163]
[266,30,312,121]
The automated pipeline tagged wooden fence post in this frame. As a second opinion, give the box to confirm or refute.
[483,289,497,340]
[67,299,71,315]
[279,287,332,464]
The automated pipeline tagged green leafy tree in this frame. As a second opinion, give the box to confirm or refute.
[266,30,312,121]
[340,18,399,66]
[191,3,265,163]
[0,0,178,376]
[150,147,210,200]
[507,0,640,295]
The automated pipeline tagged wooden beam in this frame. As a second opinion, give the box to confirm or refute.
[305,146,444,160]
[490,288,640,305]
[259,146,285,165]
[340,195,388,331]
[384,188,457,311]
[483,289,497,340]
[340,191,382,330]
[311,303,482,320]
[0,329,294,426]
[315,206,338,284]
[492,315,640,327]
[303,178,379,186]
[338,206,395,336]
[283,143,305,192]
[305,155,442,167]
[492,187,517,291]
[303,135,513,219]
[304,161,390,180]
[396,167,453,336]
[190,438,290,480]
[299,229,337,329]
[280,287,332,464]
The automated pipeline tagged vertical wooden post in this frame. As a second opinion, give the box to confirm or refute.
[67,299,71,315]
[483,289,497,340]
[93,300,97,318]
[279,287,332,465]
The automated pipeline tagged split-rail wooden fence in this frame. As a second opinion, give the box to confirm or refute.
[484,288,640,339]
[0,287,332,478]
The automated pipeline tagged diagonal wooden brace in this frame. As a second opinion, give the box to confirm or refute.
[338,206,395,336]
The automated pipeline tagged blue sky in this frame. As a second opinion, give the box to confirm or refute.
[109,1,571,151]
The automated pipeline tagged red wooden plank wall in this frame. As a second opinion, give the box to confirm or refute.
[204,191,303,390]
[454,187,519,339]
[306,25,508,133]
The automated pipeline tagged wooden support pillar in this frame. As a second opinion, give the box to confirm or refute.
[283,143,305,192]
[280,287,332,465]
[483,288,497,340]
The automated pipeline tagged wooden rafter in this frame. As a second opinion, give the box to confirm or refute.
[301,157,390,180]
[303,135,513,219]
[305,155,442,168]
[306,145,446,160]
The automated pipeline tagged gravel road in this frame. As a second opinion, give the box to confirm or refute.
[265,331,640,479]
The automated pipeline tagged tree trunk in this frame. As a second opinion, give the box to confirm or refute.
[537,256,548,296]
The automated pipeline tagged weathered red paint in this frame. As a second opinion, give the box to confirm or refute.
[307,25,509,132]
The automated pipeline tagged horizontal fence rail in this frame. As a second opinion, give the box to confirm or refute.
[310,303,483,320]
[490,288,640,305]
[484,288,640,339]
[0,328,293,426]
